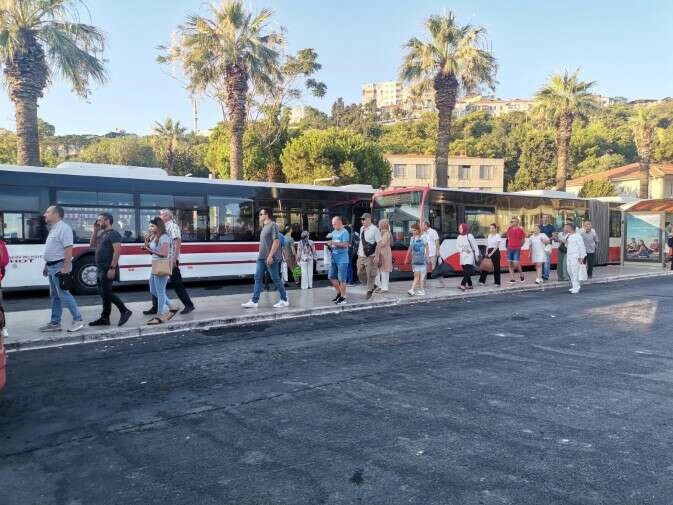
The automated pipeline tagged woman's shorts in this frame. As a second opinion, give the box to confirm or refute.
[412,264,427,274]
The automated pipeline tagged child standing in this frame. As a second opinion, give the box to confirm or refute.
[405,223,428,296]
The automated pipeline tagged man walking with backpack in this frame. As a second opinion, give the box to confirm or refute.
[357,213,381,299]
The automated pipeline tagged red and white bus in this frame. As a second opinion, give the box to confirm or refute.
[371,186,623,273]
[0,163,374,294]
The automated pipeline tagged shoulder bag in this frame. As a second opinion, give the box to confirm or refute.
[360,227,377,257]
[152,258,171,277]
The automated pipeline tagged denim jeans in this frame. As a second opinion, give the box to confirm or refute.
[543,254,552,279]
[252,259,287,303]
[47,261,82,325]
[149,274,172,315]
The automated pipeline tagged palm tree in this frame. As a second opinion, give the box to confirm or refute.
[630,107,655,199]
[400,12,497,187]
[534,69,598,191]
[152,118,187,175]
[159,0,283,180]
[0,0,106,166]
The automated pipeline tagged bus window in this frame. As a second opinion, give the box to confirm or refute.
[609,211,622,238]
[208,197,254,241]
[56,190,133,207]
[140,194,174,208]
[441,204,458,238]
[373,190,423,249]
[175,209,208,242]
[64,207,137,243]
[0,188,40,211]
[465,206,495,238]
[1,213,24,241]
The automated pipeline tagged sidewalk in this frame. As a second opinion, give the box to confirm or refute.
[4,264,672,351]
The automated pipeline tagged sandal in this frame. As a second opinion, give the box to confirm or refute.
[165,310,178,321]
[146,317,163,325]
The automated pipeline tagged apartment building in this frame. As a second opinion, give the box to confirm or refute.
[361,81,404,108]
[566,162,673,199]
[385,153,505,191]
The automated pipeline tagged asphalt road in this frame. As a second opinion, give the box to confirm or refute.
[1,277,673,504]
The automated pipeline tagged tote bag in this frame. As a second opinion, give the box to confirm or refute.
[579,263,588,281]
[151,258,171,277]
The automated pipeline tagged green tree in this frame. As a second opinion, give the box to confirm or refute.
[152,118,187,175]
[508,128,557,191]
[400,11,497,187]
[38,118,55,138]
[172,139,209,177]
[578,179,617,197]
[294,106,330,130]
[205,118,288,181]
[0,130,17,164]
[330,98,381,139]
[280,128,391,187]
[378,112,437,155]
[533,68,598,190]
[76,137,157,167]
[630,107,656,199]
[0,0,106,166]
[159,0,283,180]
[655,125,673,162]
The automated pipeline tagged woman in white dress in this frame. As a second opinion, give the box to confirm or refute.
[528,228,550,285]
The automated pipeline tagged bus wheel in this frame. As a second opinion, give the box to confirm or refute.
[73,257,99,295]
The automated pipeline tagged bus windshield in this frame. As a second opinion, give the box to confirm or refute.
[373,190,424,249]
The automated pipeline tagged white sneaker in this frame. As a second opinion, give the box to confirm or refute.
[416,289,426,296]
[67,321,84,333]
[241,300,258,308]
[273,299,289,308]
[407,289,415,296]
[535,279,543,285]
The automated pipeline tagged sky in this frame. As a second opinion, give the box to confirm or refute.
[1,0,672,135]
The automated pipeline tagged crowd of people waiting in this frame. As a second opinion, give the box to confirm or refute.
[0,205,614,333]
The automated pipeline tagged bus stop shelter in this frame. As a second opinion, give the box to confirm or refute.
[621,199,673,264]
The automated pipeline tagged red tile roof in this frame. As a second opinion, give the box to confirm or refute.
[567,162,673,186]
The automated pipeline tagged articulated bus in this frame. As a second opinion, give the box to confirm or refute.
[372,186,623,273]
[0,163,374,294]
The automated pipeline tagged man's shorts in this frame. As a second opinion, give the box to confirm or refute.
[329,262,349,282]
[506,249,521,262]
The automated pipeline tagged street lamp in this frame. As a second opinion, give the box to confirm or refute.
[313,176,340,186]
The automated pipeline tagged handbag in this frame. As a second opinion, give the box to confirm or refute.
[360,227,377,257]
[56,272,75,291]
[480,257,494,273]
[151,258,171,277]
[544,243,552,255]
[579,262,588,281]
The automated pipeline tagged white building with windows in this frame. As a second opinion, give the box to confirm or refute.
[384,153,505,191]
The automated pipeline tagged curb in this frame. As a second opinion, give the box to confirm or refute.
[7,270,672,352]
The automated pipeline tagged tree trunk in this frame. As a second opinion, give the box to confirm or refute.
[433,73,458,188]
[555,112,573,191]
[15,96,41,166]
[225,64,249,180]
[166,143,174,176]
[639,161,650,199]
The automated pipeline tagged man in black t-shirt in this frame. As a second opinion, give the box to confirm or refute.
[89,213,132,327]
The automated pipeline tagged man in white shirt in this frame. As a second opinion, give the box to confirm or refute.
[357,213,381,299]
[422,222,440,274]
[40,205,83,333]
[565,222,587,294]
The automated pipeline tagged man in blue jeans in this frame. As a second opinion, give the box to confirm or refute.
[40,205,84,333]
[328,216,350,305]
[242,208,289,309]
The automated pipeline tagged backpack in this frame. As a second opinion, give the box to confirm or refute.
[411,237,426,265]
[0,239,9,269]
[349,230,360,255]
